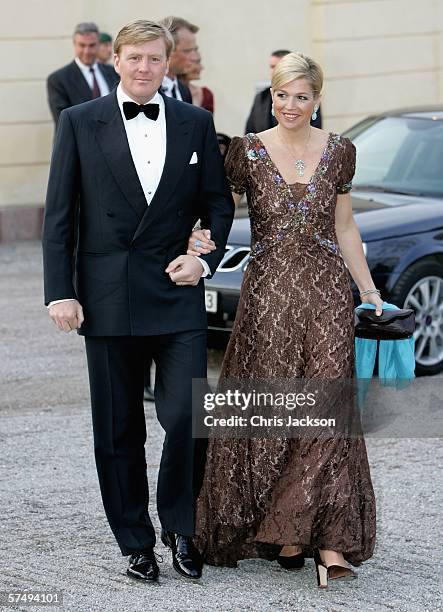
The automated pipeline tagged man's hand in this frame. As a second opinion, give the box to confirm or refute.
[165,255,205,286]
[48,300,84,332]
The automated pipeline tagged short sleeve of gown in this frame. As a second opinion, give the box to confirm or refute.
[336,137,356,194]
[224,136,248,195]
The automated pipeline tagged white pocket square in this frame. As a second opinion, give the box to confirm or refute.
[189,151,198,164]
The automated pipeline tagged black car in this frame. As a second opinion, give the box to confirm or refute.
[205,106,443,375]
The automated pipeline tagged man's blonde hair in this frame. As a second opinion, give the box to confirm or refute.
[272,52,323,97]
[114,20,174,57]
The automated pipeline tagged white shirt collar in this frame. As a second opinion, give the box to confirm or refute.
[75,57,99,74]
[116,83,164,119]
[162,75,178,90]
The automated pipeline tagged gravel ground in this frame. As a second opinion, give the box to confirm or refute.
[0,241,441,612]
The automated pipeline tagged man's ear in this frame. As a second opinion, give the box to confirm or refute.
[114,53,120,75]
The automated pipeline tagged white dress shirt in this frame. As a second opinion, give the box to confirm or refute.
[74,58,110,97]
[117,84,166,205]
[162,75,183,101]
[48,83,208,308]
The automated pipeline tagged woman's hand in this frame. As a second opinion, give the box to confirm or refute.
[360,292,383,316]
[187,229,216,256]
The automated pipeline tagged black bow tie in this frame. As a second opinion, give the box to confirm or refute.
[123,101,160,121]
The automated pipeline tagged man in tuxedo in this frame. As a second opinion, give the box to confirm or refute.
[140,15,200,403]
[47,22,119,126]
[43,19,234,582]
[159,16,199,103]
[245,49,322,133]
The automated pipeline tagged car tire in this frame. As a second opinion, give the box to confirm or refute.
[390,259,443,376]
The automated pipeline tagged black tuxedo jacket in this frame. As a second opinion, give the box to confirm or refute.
[47,61,120,125]
[42,92,234,336]
[161,80,192,104]
[178,79,192,104]
[245,88,322,133]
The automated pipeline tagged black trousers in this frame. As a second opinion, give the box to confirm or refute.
[84,330,207,556]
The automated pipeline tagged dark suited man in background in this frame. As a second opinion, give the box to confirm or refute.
[47,22,119,126]
[159,16,199,103]
[245,49,322,133]
[43,19,234,582]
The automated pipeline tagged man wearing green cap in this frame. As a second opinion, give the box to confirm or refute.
[98,32,113,64]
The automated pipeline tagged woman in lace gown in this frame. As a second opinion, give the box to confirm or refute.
[188,53,380,587]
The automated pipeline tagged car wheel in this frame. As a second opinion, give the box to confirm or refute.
[390,260,443,376]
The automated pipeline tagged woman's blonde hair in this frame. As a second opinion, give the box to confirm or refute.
[114,20,174,58]
[271,52,323,97]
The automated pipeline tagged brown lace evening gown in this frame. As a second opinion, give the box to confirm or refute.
[194,132,376,567]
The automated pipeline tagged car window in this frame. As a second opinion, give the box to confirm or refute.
[350,116,443,197]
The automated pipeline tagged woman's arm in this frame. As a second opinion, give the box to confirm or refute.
[232,192,242,207]
[335,193,383,315]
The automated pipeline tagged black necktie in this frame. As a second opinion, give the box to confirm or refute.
[171,84,177,99]
[123,101,160,121]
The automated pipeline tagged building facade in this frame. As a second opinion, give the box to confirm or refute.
[0,0,442,241]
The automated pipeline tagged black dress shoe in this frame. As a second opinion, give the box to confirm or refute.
[161,529,203,579]
[127,549,160,581]
[277,552,305,570]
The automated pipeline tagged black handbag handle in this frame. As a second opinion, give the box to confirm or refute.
[355,308,414,324]
[354,307,415,340]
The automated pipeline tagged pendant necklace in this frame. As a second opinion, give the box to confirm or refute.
[277,126,312,177]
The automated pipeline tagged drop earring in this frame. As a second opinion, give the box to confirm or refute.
[311,105,319,121]
[271,103,275,117]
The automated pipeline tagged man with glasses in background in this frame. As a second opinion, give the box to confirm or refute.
[159,16,200,103]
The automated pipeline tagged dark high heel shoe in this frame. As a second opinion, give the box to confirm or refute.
[314,549,357,588]
[277,551,304,570]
